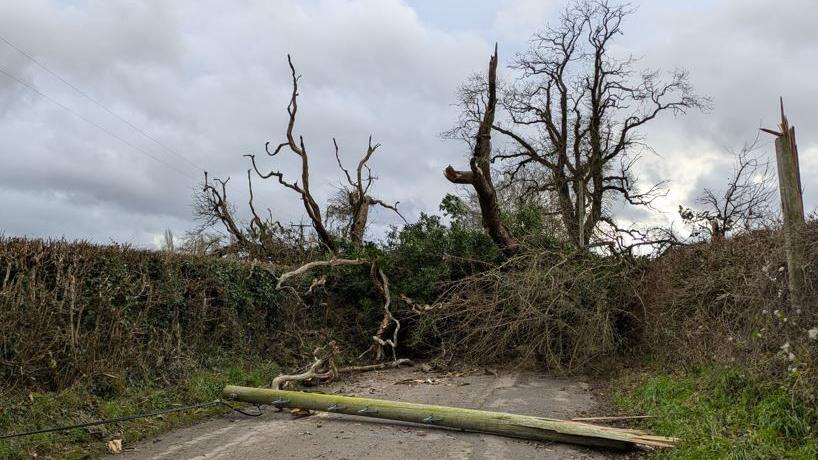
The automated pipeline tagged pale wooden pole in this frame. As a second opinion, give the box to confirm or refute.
[223,386,675,450]
[763,98,807,310]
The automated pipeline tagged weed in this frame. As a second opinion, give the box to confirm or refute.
[615,367,818,459]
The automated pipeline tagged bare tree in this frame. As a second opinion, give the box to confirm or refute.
[330,137,406,246]
[444,44,520,256]
[245,55,337,254]
[196,173,249,250]
[473,0,707,249]
[195,171,297,259]
[680,140,775,240]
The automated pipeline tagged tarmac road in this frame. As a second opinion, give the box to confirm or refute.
[112,366,630,459]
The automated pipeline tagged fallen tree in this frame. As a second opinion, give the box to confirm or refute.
[223,386,676,450]
[275,257,402,362]
[269,341,413,389]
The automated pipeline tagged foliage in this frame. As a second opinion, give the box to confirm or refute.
[615,367,818,459]
[384,212,500,303]
[0,238,286,391]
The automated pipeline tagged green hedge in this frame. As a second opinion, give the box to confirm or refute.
[0,238,282,391]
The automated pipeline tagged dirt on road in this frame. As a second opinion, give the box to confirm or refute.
[112,366,631,459]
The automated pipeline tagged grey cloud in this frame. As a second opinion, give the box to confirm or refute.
[0,0,815,247]
[0,0,493,245]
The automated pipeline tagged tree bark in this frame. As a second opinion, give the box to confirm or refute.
[445,45,519,256]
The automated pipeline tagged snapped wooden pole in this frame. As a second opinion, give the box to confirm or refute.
[763,98,807,310]
[223,386,675,450]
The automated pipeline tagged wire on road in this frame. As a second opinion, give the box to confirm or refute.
[0,400,263,440]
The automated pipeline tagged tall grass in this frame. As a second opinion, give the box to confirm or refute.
[615,368,817,459]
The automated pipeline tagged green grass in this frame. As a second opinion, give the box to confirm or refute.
[615,367,817,459]
[0,358,280,459]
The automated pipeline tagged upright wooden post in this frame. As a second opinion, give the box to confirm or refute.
[763,98,807,310]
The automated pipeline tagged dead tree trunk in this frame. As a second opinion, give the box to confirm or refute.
[246,55,337,254]
[334,138,405,247]
[444,45,519,256]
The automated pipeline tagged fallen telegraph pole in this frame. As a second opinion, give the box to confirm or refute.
[223,386,675,450]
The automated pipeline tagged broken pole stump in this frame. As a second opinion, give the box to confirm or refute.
[763,98,807,310]
[222,386,675,450]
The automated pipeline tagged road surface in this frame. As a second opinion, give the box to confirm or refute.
[113,366,630,459]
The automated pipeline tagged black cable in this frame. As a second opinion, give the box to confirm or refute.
[218,400,265,417]
[0,400,263,441]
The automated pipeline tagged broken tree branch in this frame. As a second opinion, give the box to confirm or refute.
[276,258,368,290]
[360,258,400,361]
[337,359,413,374]
[444,44,519,256]
[571,415,655,422]
[271,342,339,390]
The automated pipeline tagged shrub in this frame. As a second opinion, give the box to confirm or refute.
[639,221,818,401]
[413,248,645,372]
[0,238,284,391]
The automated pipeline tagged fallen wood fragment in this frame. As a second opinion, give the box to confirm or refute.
[223,386,676,450]
[394,377,441,385]
[272,342,338,389]
[338,359,413,374]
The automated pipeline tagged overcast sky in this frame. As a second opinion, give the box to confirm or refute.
[1,0,816,247]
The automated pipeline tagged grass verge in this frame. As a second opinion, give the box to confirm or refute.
[614,367,817,459]
[0,358,280,459]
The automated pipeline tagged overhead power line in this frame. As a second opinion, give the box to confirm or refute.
[0,65,197,181]
[0,32,206,173]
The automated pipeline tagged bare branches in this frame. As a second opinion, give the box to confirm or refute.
[445,45,520,256]
[247,55,336,254]
[365,258,400,361]
[276,258,369,291]
[333,137,404,246]
[198,172,248,248]
[477,0,707,249]
[680,139,775,240]
[194,171,302,259]
[368,198,406,223]
[595,217,684,257]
